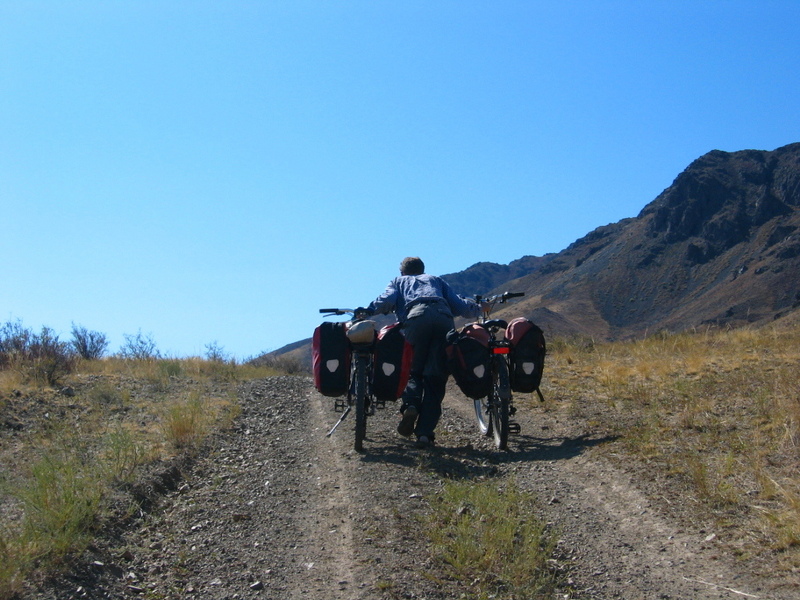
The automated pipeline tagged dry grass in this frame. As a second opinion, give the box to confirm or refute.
[539,323,800,567]
[426,479,559,599]
[0,356,278,599]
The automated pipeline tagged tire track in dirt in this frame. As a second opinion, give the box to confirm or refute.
[307,388,460,600]
[300,388,360,598]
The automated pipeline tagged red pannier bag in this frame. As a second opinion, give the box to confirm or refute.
[504,317,546,399]
[312,321,351,397]
[371,322,413,402]
[445,323,492,399]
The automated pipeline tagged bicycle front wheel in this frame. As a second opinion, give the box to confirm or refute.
[353,355,368,452]
[490,356,511,450]
[473,396,493,437]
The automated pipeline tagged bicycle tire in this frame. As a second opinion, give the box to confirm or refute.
[491,356,511,450]
[353,354,368,452]
[473,396,493,436]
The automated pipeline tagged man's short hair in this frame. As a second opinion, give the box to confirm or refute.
[400,256,425,276]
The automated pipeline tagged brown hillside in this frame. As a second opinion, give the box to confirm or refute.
[482,142,800,339]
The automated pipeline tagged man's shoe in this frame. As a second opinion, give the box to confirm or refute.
[397,405,418,437]
[416,435,433,449]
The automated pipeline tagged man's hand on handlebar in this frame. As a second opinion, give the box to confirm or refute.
[477,291,525,315]
[319,307,372,320]
[353,307,371,320]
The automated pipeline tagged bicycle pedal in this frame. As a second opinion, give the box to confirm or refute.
[374,398,386,409]
[334,399,347,412]
[508,422,521,435]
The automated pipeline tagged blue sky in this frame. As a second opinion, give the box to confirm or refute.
[2,1,799,359]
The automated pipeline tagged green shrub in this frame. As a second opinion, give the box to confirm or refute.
[102,428,147,483]
[16,450,104,563]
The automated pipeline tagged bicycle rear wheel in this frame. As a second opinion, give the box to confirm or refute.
[490,356,511,450]
[353,355,368,452]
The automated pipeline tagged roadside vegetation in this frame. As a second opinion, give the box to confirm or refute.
[0,320,283,599]
[539,321,800,569]
[426,479,559,599]
[3,317,800,597]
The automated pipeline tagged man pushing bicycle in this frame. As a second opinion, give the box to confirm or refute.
[364,257,486,447]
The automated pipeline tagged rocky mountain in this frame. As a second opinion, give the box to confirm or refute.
[269,142,800,362]
[468,142,800,339]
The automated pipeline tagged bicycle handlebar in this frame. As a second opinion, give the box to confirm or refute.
[477,291,525,304]
[319,307,371,319]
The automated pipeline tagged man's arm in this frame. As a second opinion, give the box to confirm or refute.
[442,280,481,319]
[367,279,399,316]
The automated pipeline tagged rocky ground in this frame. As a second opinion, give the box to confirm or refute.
[26,375,800,600]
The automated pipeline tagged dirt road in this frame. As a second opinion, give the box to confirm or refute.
[35,376,798,599]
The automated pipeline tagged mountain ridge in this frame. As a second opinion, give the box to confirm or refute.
[268,142,800,363]
[441,142,800,339]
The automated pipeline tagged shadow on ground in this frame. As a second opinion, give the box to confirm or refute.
[358,431,618,481]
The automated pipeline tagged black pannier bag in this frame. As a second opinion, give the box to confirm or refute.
[312,321,351,397]
[445,323,492,399]
[504,317,546,399]
[372,322,414,402]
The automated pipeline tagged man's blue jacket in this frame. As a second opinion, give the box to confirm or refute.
[367,274,481,323]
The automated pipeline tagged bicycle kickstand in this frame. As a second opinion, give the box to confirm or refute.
[326,405,351,438]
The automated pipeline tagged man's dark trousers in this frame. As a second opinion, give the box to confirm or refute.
[400,302,454,439]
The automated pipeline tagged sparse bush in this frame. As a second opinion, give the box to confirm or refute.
[0,321,75,386]
[0,320,32,367]
[119,331,160,360]
[204,341,229,363]
[26,327,75,386]
[162,391,208,449]
[70,324,108,360]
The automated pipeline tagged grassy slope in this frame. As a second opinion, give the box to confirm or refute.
[538,322,800,570]
[3,321,800,597]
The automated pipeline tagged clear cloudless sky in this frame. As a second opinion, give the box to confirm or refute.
[2,1,799,359]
